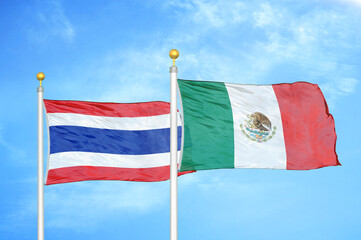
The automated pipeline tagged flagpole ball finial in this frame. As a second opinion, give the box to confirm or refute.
[169,49,179,66]
[169,49,179,59]
[36,72,45,86]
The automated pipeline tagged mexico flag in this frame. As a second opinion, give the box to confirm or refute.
[177,79,339,172]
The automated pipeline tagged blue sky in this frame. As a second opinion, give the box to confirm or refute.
[1,0,361,239]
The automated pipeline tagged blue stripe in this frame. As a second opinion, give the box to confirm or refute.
[50,126,182,155]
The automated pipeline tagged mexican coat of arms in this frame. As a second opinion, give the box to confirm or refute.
[240,112,276,143]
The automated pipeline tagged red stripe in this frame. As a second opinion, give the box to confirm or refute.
[273,82,340,170]
[44,100,170,117]
[46,166,194,185]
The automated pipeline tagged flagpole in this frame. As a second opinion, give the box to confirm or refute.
[169,49,179,240]
[37,72,45,240]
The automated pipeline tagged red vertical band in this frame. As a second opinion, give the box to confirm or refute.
[273,82,340,170]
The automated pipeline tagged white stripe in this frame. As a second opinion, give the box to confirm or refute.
[47,112,181,130]
[49,151,181,170]
[225,84,287,169]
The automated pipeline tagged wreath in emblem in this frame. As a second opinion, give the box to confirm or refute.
[240,112,276,143]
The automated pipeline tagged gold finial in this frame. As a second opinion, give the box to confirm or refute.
[169,49,179,66]
[36,72,45,86]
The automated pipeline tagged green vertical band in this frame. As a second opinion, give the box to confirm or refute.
[178,79,235,171]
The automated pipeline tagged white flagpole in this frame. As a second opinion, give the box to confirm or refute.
[169,49,179,240]
[37,72,45,240]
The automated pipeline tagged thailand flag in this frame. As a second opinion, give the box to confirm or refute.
[44,100,190,185]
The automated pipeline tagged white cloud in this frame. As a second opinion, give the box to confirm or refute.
[2,191,37,232]
[44,181,169,229]
[0,126,26,160]
[41,0,360,116]
[165,0,246,28]
[248,3,361,110]
[253,2,284,27]
[338,78,359,93]
[29,0,75,43]
[42,45,175,104]
[333,0,361,7]
[2,180,169,231]
[87,0,360,108]
[3,172,197,231]
[320,77,359,107]
[92,48,171,103]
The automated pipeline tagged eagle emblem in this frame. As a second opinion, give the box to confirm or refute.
[240,112,276,143]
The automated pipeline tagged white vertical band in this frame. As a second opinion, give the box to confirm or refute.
[225,84,287,169]
[170,66,178,240]
[37,86,44,240]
